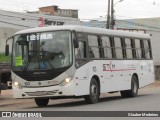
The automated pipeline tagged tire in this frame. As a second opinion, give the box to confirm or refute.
[84,78,100,104]
[34,98,49,107]
[120,75,138,98]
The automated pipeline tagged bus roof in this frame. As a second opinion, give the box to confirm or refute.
[15,25,151,39]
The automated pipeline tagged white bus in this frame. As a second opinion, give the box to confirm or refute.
[5,25,154,106]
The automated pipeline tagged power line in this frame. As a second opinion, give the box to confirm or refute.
[0,9,41,19]
[0,20,32,28]
[0,13,37,21]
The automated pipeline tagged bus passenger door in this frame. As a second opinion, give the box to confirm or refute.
[74,35,90,95]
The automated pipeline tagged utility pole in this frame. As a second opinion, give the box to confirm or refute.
[106,0,110,29]
[111,0,114,29]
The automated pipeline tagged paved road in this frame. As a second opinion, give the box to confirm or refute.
[0,81,160,112]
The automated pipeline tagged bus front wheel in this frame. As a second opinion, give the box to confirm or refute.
[120,75,138,98]
[34,98,49,107]
[84,78,100,104]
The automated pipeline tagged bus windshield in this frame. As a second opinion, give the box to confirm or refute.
[12,31,72,71]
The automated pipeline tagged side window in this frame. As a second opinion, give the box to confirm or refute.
[89,47,100,58]
[125,38,133,59]
[140,40,145,59]
[110,37,116,58]
[121,38,127,59]
[75,41,87,68]
[102,36,112,58]
[88,35,101,59]
[144,40,152,59]
[148,40,152,59]
[88,35,98,46]
[75,41,86,59]
[114,37,123,59]
[135,39,142,59]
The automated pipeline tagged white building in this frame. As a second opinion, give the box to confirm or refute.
[0,9,80,53]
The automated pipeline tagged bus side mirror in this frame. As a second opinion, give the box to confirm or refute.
[5,44,9,56]
[73,38,79,48]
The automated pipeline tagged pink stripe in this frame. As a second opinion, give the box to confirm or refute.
[103,69,136,72]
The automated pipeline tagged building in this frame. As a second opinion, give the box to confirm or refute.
[82,18,160,79]
[0,9,80,54]
[39,5,78,18]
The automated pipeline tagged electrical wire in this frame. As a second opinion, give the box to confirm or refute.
[0,20,32,28]
[0,13,37,21]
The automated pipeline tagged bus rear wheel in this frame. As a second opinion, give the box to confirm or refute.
[84,78,100,104]
[34,98,49,107]
[120,75,138,98]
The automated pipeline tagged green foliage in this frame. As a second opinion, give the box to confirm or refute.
[0,53,11,63]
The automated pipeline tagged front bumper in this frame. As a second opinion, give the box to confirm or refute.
[13,80,75,98]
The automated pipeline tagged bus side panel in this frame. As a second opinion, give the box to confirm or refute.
[74,60,113,96]
[138,60,155,88]
[74,63,90,96]
[74,59,155,96]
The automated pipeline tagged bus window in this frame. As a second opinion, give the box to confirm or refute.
[110,37,116,58]
[88,35,98,46]
[125,38,133,59]
[131,39,136,59]
[75,41,87,68]
[135,39,142,59]
[75,41,86,59]
[90,47,100,58]
[88,35,101,59]
[140,40,145,59]
[102,36,112,58]
[121,38,127,59]
[114,37,123,59]
[148,40,152,59]
[144,40,151,59]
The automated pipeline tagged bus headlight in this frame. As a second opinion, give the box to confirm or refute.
[60,77,72,86]
[13,81,23,89]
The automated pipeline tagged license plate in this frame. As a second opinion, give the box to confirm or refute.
[36,91,47,96]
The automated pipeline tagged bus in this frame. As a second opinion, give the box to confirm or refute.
[5,25,154,107]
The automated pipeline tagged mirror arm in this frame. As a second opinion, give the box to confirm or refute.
[5,36,13,56]
[6,36,13,44]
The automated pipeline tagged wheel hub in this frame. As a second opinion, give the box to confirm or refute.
[91,84,97,99]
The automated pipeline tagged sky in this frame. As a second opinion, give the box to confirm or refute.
[0,0,160,20]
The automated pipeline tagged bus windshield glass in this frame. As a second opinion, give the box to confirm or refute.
[12,31,72,71]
